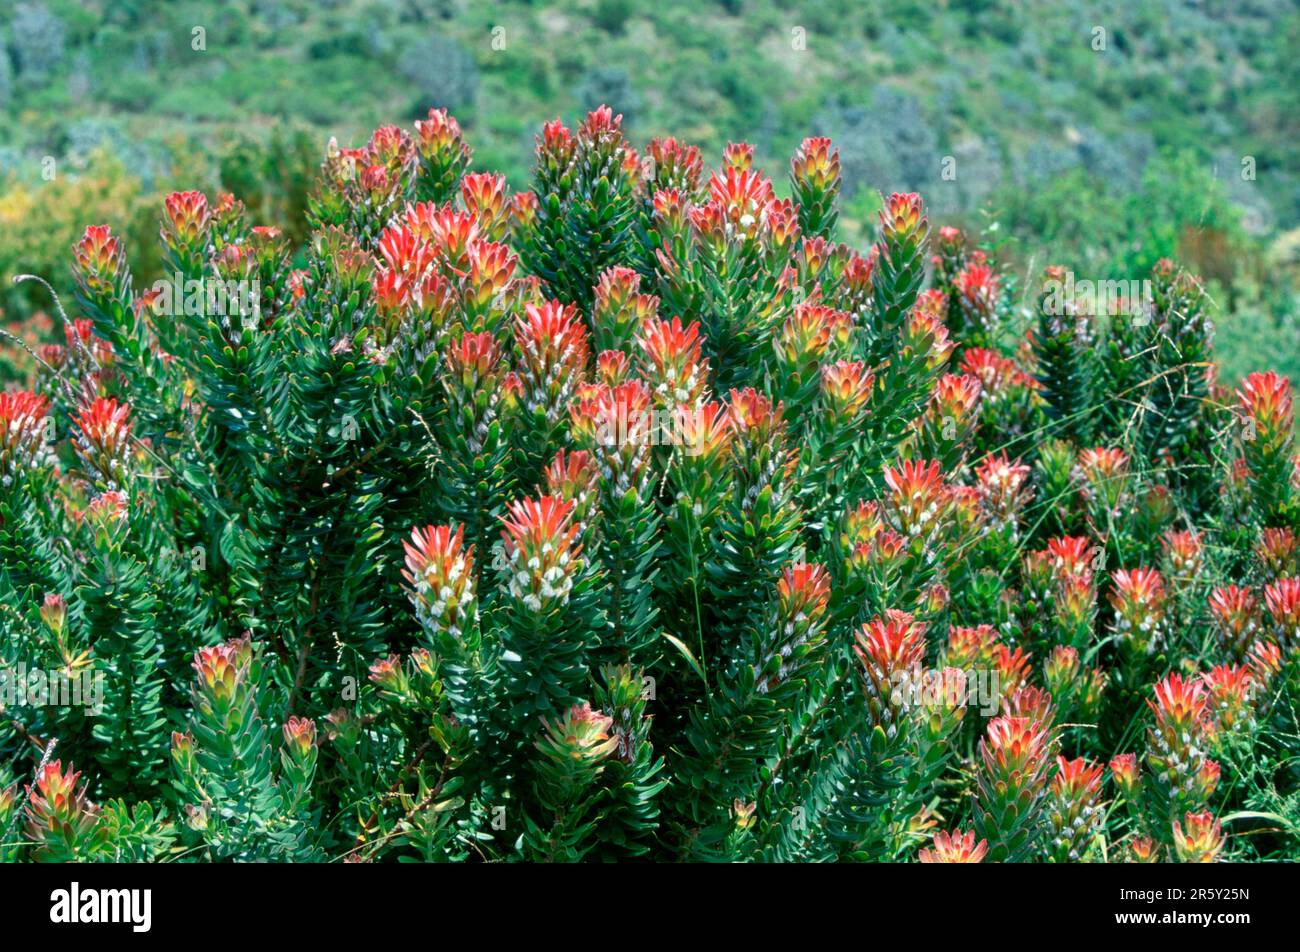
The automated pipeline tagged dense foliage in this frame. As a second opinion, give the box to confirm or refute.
[1,105,1298,863]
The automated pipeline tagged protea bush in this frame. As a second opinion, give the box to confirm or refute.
[1,105,1298,863]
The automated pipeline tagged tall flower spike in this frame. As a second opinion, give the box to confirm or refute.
[973,714,1054,861]
[460,172,510,241]
[854,611,927,733]
[500,495,582,614]
[1046,756,1105,862]
[24,760,103,861]
[1208,585,1260,661]
[1263,576,1300,651]
[789,136,840,238]
[1147,672,1217,815]
[593,267,659,355]
[1109,568,1168,657]
[637,315,710,410]
[72,396,133,487]
[403,525,477,643]
[0,391,53,478]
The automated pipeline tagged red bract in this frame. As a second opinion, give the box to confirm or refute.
[918,828,987,863]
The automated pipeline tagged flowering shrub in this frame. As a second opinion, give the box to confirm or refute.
[1,105,1298,863]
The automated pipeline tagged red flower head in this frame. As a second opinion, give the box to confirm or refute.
[1172,811,1224,863]
[500,496,583,613]
[1201,664,1256,735]
[403,525,477,639]
[1147,672,1214,808]
[956,260,1000,334]
[975,452,1032,529]
[415,107,471,165]
[161,189,211,252]
[918,828,987,863]
[545,449,601,526]
[854,611,927,730]
[708,165,775,234]
[1046,756,1105,860]
[73,396,132,485]
[0,390,52,476]
[647,137,704,193]
[819,360,874,424]
[879,192,926,244]
[515,300,590,422]
[1161,529,1204,583]
[1256,526,1299,580]
[774,301,852,367]
[536,702,619,768]
[1043,644,1081,697]
[460,172,510,241]
[637,315,709,409]
[902,294,954,369]
[1110,753,1141,799]
[72,224,127,300]
[882,458,950,540]
[569,379,656,491]
[1238,370,1293,438]
[929,372,982,427]
[1208,585,1260,660]
[946,624,1000,669]
[721,141,754,171]
[24,760,101,857]
[1263,576,1300,650]
[282,715,318,759]
[790,137,839,192]
[992,643,1032,698]
[1109,567,1168,655]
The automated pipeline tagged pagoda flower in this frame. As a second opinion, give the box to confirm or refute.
[947,624,1000,670]
[795,235,833,283]
[1110,753,1142,801]
[79,490,129,550]
[402,524,477,644]
[947,485,984,547]
[569,380,656,497]
[463,240,518,323]
[756,563,832,694]
[515,300,591,427]
[1208,585,1260,661]
[160,189,211,271]
[1002,685,1054,731]
[1109,568,1169,657]
[545,450,602,533]
[460,171,511,241]
[510,191,539,234]
[1044,645,1082,705]
[854,611,927,736]
[918,828,987,864]
[440,331,508,454]
[922,373,982,463]
[880,191,926,248]
[836,247,876,317]
[955,258,1001,341]
[1053,570,1098,650]
[1075,446,1131,519]
[24,761,104,861]
[0,390,53,480]
[592,349,630,387]
[900,293,954,370]
[1172,811,1225,863]
[973,714,1055,861]
[992,643,1032,700]
[71,224,129,304]
[365,124,417,179]
[406,204,482,274]
[1077,666,1108,722]
[960,347,1025,398]
[1237,371,1295,520]
[975,452,1032,532]
[930,225,966,284]
[1160,529,1204,587]
[707,165,776,237]
[789,136,840,238]
[1200,664,1258,739]
[368,653,411,702]
[818,360,874,428]
[1146,672,1218,815]
[1045,756,1106,862]
[669,399,732,474]
[377,222,438,281]
[1255,526,1299,581]
[646,136,704,195]
[1245,640,1285,708]
[1124,836,1160,863]
[500,495,583,614]
[636,315,711,410]
[1263,576,1300,651]
[536,701,619,770]
[773,302,853,368]
[721,141,755,172]
[882,458,952,547]
[914,665,968,747]
[1046,535,1097,582]
[414,108,471,188]
[592,267,659,355]
[280,716,318,809]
